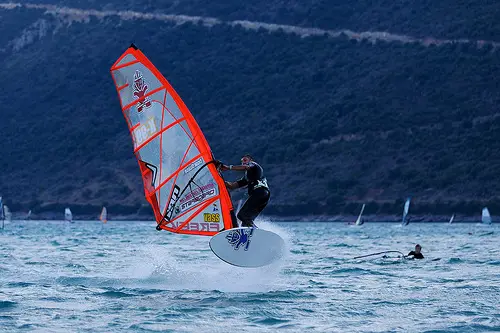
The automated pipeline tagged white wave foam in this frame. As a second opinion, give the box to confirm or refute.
[123,224,292,293]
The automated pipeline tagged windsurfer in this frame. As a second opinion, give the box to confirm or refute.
[407,244,424,259]
[216,154,270,227]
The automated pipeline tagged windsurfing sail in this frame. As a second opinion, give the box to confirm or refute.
[355,203,365,225]
[100,207,107,224]
[64,207,73,222]
[481,207,492,224]
[26,210,32,220]
[448,214,455,224]
[3,205,11,222]
[401,197,411,226]
[110,44,235,236]
[0,197,4,229]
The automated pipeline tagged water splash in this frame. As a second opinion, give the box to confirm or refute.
[122,229,289,293]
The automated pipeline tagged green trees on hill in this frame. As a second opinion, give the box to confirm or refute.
[43,0,500,40]
[1,7,500,218]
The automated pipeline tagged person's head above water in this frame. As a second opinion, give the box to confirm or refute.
[241,154,253,166]
[415,244,422,253]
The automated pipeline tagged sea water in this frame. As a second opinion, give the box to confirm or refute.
[0,220,498,332]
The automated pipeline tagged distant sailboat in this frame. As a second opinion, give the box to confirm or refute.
[100,207,107,224]
[3,205,12,222]
[401,197,411,226]
[0,197,4,229]
[448,214,455,224]
[481,207,492,225]
[64,207,73,223]
[355,203,366,225]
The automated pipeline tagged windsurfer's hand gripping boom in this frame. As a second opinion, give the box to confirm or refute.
[225,180,239,190]
[215,160,249,172]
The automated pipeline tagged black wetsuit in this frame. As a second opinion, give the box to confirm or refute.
[236,162,270,227]
[407,251,424,259]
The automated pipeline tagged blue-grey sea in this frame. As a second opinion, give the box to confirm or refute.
[1,220,499,332]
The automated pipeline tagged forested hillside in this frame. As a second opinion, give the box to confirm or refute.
[1,2,499,219]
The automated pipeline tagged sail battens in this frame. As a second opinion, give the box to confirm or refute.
[112,59,140,71]
[173,196,219,232]
[122,86,166,111]
[130,123,140,132]
[118,83,129,91]
[159,151,201,215]
[169,139,196,180]
[133,116,187,153]
[151,154,204,201]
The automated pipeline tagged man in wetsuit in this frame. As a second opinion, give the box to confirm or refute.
[407,244,424,259]
[218,154,270,227]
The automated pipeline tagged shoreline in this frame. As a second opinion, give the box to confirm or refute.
[268,214,489,223]
[7,213,492,223]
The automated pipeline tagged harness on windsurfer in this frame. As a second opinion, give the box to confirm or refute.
[216,154,270,228]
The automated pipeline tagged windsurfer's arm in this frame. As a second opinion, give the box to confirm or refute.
[214,160,229,171]
[215,161,249,172]
[225,178,248,190]
[228,165,250,171]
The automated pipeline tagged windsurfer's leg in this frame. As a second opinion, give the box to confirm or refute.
[237,188,270,227]
[230,209,239,228]
[237,196,257,227]
[253,189,270,225]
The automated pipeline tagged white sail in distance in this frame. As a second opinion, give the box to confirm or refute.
[64,208,73,222]
[100,207,107,223]
[3,205,12,222]
[401,198,411,226]
[355,204,365,225]
[482,207,492,224]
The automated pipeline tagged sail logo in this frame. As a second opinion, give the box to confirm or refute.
[183,157,203,174]
[254,178,268,189]
[179,183,216,212]
[133,70,152,112]
[203,213,220,222]
[166,185,181,219]
[133,117,157,145]
[169,221,220,232]
[226,228,254,251]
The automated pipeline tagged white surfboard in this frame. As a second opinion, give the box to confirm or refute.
[209,227,285,267]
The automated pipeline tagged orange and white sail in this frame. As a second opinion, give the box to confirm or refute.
[110,44,235,236]
[100,207,107,224]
